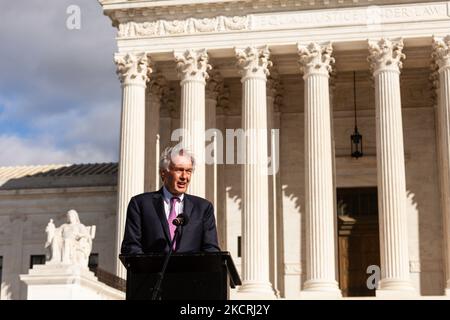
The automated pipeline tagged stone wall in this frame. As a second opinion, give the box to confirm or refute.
[0,186,117,300]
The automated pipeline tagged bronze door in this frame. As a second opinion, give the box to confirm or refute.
[337,187,380,297]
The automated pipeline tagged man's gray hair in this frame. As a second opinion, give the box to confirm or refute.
[159,146,196,172]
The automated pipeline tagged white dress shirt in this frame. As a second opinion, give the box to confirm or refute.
[162,186,185,219]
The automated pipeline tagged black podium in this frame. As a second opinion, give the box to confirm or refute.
[119,252,241,300]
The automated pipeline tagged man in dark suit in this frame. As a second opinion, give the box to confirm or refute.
[121,147,220,254]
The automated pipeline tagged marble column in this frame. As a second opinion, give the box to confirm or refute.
[267,70,282,297]
[175,49,211,197]
[205,69,223,212]
[216,87,230,251]
[114,52,151,278]
[160,87,176,151]
[368,38,416,296]
[145,72,167,192]
[273,87,285,298]
[235,46,276,298]
[432,35,450,296]
[298,42,341,297]
[329,72,339,283]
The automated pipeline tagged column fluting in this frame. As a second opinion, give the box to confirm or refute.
[175,49,210,197]
[235,46,276,297]
[432,35,450,296]
[114,52,151,278]
[298,42,341,295]
[368,38,416,295]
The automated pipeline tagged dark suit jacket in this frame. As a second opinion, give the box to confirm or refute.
[121,189,220,254]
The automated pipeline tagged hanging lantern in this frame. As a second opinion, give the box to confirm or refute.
[351,126,363,158]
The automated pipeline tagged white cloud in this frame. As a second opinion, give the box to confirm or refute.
[0,134,117,166]
[0,135,68,166]
[61,102,121,148]
[0,1,121,166]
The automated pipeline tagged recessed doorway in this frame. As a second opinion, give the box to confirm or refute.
[337,187,380,297]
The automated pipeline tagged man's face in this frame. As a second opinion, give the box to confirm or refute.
[161,155,193,196]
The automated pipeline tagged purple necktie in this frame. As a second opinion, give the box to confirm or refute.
[168,196,180,249]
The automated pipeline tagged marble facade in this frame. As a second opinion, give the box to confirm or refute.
[98,0,450,298]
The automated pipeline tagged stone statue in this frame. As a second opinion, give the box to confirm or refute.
[45,209,96,268]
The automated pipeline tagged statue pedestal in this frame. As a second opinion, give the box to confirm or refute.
[20,264,125,300]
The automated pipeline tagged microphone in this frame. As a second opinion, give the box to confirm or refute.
[151,213,189,300]
[172,214,189,227]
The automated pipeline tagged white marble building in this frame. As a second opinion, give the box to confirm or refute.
[2,0,450,299]
[99,0,450,299]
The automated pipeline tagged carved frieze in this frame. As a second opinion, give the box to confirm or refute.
[114,2,450,39]
[118,16,250,38]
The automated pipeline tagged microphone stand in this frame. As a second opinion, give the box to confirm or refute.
[151,226,180,300]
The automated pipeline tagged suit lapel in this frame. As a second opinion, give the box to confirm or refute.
[183,194,194,221]
[152,190,171,244]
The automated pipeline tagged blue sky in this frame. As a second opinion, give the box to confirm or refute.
[0,0,121,166]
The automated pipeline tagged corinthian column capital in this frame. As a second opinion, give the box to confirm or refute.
[432,36,450,71]
[267,69,282,99]
[235,46,272,81]
[430,62,440,105]
[206,68,224,100]
[175,49,211,84]
[148,71,168,101]
[298,42,334,77]
[115,52,152,86]
[368,38,405,75]
[217,85,230,116]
